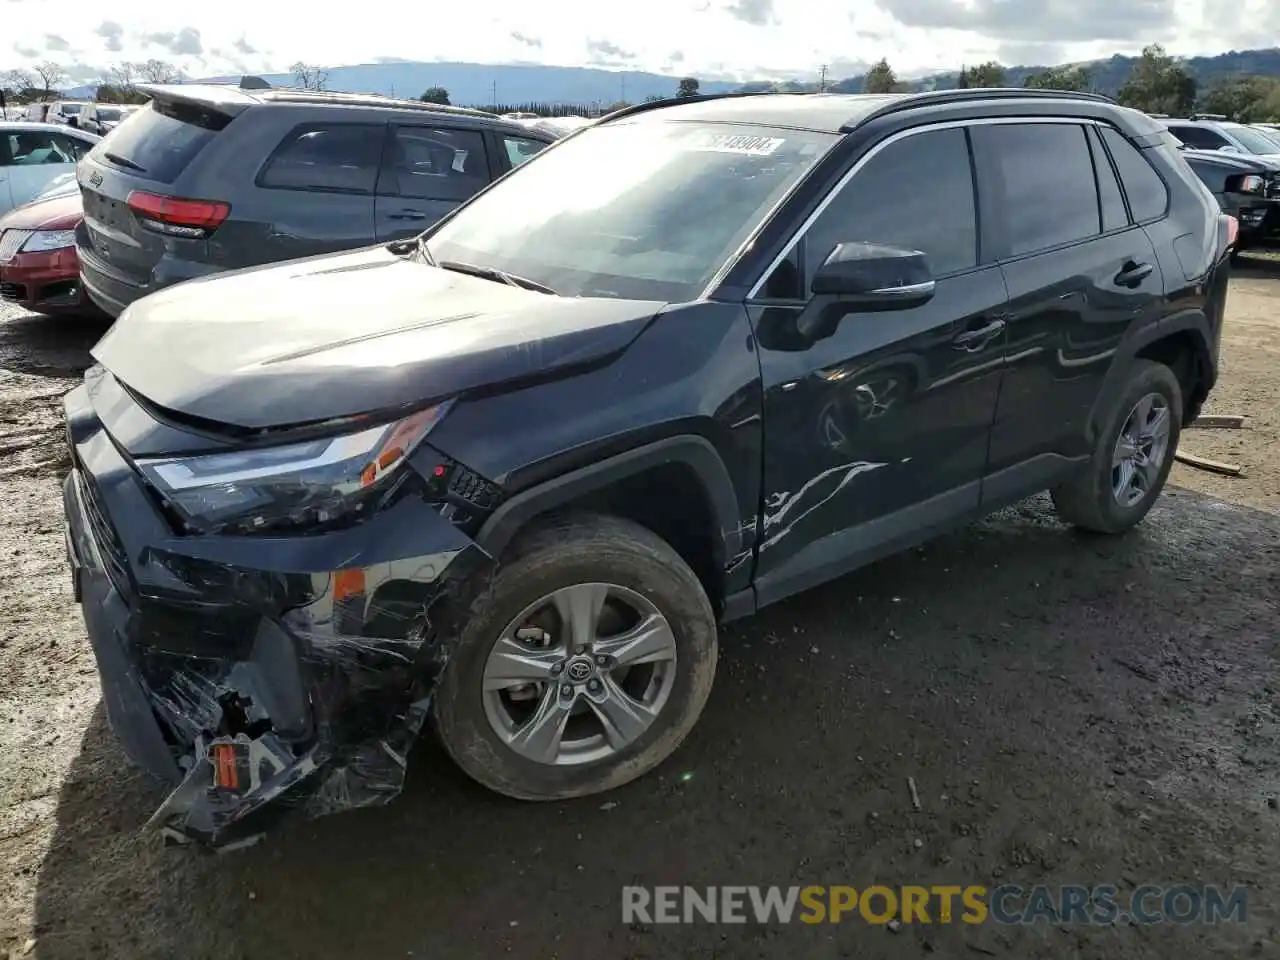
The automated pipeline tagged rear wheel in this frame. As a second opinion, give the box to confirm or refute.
[432,514,718,800]
[1051,359,1182,534]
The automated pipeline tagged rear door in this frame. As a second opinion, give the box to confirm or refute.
[972,120,1163,493]
[374,123,494,241]
[77,98,235,286]
[247,121,383,261]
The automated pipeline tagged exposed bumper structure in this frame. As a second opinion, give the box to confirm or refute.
[62,383,491,849]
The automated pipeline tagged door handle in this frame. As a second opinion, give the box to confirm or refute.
[1114,261,1154,287]
[388,210,428,222]
[953,317,1006,350]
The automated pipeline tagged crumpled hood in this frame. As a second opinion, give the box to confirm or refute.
[92,245,665,430]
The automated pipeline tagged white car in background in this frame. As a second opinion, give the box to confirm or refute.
[0,122,99,217]
[79,103,139,136]
[44,101,90,128]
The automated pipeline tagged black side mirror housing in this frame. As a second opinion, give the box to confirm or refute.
[811,242,935,304]
[798,242,935,342]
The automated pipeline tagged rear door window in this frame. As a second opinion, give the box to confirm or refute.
[378,126,490,202]
[503,135,548,169]
[1098,126,1170,222]
[1166,125,1227,150]
[978,123,1101,257]
[88,100,229,183]
[258,123,385,195]
[5,130,84,165]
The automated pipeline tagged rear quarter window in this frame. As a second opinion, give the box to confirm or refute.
[88,100,229,183]
[258,123,385,195]
[1099,126,1170,222]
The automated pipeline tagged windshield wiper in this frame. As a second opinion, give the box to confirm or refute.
[102,151,146,173]
[416,234,437,266]
[437,259,558,296]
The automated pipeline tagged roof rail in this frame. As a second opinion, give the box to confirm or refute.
[260,88,496,118]
[1189,112,1227,121]
[846,87,1116,131]
[595,91,767,124]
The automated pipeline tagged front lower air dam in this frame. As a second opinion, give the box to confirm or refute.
[62,415,493,849]
[133,540,490,851]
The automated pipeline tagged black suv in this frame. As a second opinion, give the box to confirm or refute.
[74,84,556,317]
[1180,147,1280,256]
[62,89,1231,847]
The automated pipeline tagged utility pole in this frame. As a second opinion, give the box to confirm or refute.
[621,75,626,104]
[818,64,828,93]
[492,80,497,107]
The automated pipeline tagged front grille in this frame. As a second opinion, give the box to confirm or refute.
[78,472,133,599]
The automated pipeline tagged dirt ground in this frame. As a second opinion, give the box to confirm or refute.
[0,259,1278,960]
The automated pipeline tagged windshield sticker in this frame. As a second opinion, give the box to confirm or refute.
[689,134,786,156]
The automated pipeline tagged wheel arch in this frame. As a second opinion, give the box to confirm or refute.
[1092,310,1215,435]
[475,436,744,612]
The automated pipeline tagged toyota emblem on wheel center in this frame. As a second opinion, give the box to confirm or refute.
[566,659,593,682]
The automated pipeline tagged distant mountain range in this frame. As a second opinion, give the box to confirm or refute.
[62,46,1280,106]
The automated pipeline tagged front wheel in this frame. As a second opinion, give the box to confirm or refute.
[1051,359,1182,534]
[432,514,718,801]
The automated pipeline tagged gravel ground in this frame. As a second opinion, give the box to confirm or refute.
[0,259,1278,960]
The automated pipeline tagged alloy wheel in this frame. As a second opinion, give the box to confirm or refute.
[481,583,678,765]
[1112,392,1172,507]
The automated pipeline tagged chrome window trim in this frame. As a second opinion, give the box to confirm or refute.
[741,115,1105,301]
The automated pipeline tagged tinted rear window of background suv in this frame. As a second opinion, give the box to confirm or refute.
[88,100,231,183]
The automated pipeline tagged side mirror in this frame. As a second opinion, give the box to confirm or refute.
[810,242,935,307]
[1218,145,1244,154]
[797,242,935,343]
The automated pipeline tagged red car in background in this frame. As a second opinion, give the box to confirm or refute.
[0,184,103,316]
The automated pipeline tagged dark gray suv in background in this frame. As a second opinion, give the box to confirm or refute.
[75,85,556,317]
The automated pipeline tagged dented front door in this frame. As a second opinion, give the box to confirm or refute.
[744,125,1008,607]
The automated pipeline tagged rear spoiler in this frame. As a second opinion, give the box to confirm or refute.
[133,83,257,120]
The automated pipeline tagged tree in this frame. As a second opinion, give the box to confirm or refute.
[963,61,1006,88]
[1117,44,1196,116]
[677,77,700,98]
[1197,76,1279,122]
[139,59,179,84]
[419,86,450,105]
[956,65,969,89]
[3,69,34,99]
[109,62,141,90]
[33,62,67,95]
[1024,65,1092,92]
[863,58,897,94]
[643,94,664,103]
[290,62,329,91]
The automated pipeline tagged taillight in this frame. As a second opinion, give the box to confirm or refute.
[1226,215,1239,249]
[126,190,230,238]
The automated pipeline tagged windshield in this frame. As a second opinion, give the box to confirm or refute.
[1250,126,1280,149]
[98,108,123,121]
[426,120,837,301]
[60,103,82,115]
[1224,124,1280,155]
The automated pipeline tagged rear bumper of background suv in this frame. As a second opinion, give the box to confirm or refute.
[75,222,221,318]
[62,381,491,849]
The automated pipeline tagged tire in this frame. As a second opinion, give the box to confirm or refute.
[1051,359,1182,534]
[432,513,718,801]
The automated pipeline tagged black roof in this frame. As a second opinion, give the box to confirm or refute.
[602,88,1163,139]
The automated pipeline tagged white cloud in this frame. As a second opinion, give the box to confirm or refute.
[0,0,1272,82]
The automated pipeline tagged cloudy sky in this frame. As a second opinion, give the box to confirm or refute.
[2,0,1277,84]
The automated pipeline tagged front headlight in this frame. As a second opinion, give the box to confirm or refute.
[21,230,77,253]
[137,400,453,534]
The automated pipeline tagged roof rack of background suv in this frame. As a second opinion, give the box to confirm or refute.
[259,89,497,118]
[845,87,1117,130]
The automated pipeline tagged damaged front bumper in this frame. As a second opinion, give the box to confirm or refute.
[62,385,491,849]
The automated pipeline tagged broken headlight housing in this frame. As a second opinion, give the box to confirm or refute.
[137,400,454,535]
